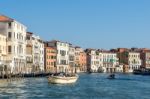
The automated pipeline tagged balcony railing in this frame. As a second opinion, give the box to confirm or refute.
[7,38,12,41]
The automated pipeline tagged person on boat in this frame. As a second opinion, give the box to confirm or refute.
[108,73,115,79]
[108,68,115,79]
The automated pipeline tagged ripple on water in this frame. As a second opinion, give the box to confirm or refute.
[0,74,150,99]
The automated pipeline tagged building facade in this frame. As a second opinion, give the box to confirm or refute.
[47,40,69,72]
[101,51,118,73]
[0,15,27,73]
[86,49,100,72]
[120,51,142,72]
[128,52,141,72]
[26,32,44,73]
[75,47,85,72]
[75,47,81,68]
[112,48,130,73]
[79,51,87,72]
[44,43,57,73]
[26,43,33,73]
[69,45,75,73]
[140,50,150,69]
[0,34,7,66]
[26,32,33,73]
[85,49,118,73]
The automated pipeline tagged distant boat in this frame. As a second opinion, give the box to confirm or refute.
[133,68,150,75]
[87,70,92,74]
[133,69,142,75]
[141,69,150,75]
[107,74,115,79]
[47,73,78,84]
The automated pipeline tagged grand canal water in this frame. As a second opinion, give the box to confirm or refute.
[0,73,150,99]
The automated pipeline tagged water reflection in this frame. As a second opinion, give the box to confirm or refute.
[0,80,28,98]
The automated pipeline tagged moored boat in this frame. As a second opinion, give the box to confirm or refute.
[47,73,78,84]
[133,68,150,75]
[133,69,142,75]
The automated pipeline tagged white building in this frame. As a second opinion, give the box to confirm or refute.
[128,52,141,72]
[98,52,104,72]
[69,45,75,67]
[101,51,118,73]
[69,44,75,72]
[47,40,69,72]
[0,15,27,73]
[85,49,118,73]
[0,34,7,68]
[86,49,100,72]
[26,32,44,73]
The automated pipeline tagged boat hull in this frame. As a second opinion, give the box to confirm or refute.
[48,75,78,84]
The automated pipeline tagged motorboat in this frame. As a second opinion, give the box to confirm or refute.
[107,74,115,79]
[133,68,150,75]
[133,69,142,75]
[47,73,78,84]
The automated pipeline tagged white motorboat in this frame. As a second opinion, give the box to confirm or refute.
[48,73,78,84]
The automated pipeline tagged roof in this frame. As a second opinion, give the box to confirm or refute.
[27,32,33,35]
[85,48,97,54]
[0,15,14,22]
[45,46,56,50]
[127,51,140,53]
[48,40,69,44]
[85,48,97,51]
[75,46,81,48]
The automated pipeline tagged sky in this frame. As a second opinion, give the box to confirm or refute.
[0,0,150,49]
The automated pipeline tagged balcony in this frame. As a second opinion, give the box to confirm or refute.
[7,38,12,41]
[26,59,33,63]
[27,40,32,45]
[18,40,25,44]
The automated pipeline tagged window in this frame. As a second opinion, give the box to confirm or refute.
[8,22,11,28]
[14,32,15,38]
[54,62,56,67]
[26,36,30,40]
[51,62,54,66]
[14,46,15,53]
[60,50,66,56]
[8,32,12,38]
[60,60,66,65]
[17,34,18,39]
[8,46,12,53]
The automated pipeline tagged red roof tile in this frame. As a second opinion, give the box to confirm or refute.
[0,15,13,22]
